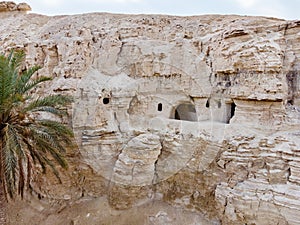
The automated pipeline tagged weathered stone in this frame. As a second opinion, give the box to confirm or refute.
[0,1,30,12]
[112,133,161,186]
[0,1,16,12]
[16,2,31,11]
[1,5,300,225]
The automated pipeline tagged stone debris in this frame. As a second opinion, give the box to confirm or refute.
[0,1,31,12]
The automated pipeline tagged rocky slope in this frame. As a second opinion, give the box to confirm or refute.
[1,2,300,224]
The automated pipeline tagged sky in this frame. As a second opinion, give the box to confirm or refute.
[15,0,300,20]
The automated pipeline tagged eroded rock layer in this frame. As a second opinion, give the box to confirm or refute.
[1,7,300,225]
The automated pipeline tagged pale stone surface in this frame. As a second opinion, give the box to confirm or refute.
[113,133,161,186]
[1,5,300,225]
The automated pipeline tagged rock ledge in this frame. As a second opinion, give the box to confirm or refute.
[0,1,31,13]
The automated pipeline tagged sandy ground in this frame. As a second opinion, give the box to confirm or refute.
[7,196,220,225]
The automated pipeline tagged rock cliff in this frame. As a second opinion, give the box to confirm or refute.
[1,3,300,224]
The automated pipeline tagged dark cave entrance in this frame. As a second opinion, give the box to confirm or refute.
[173,103,197,122]
[225,102,236,124]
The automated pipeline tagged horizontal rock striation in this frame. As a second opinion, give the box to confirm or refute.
[1,7,300,224]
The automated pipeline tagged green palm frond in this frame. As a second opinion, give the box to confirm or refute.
[0,51,28,114]
[21,76,51,94]
[7,124,25,159]
[15,65,48,95]
[38,120,74,140]
[18,158,25,198]
[31,106,67,116]
[2,124,29,198]
[0,55,14,105]
[28,127,68,181]
[35,136,68,168]
[0,50,75,200]
[8,51,25,73]
[0,51,25,100]
[31,121,75,157]
[24,95,73,113]
[2,127,18,198]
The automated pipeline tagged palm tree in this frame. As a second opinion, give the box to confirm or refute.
[0,50,74,206]
[0,188,6,225]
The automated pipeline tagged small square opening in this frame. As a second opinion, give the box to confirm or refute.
[103,98,110,104]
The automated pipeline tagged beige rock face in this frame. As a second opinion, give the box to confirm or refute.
[0,1,31,12]
[1,6,300,225]
[113,133,161,186]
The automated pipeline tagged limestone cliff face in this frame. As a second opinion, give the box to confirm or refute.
[1,6,300,225]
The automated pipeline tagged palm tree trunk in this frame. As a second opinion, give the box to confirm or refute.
[0,186,7,225]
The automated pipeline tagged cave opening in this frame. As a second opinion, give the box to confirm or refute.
[286,71,299,105]
[173,103,197,121]
[206,99,210,108]
[103,98,110,104]
[158,103,162,111]
[225,102,236,124]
